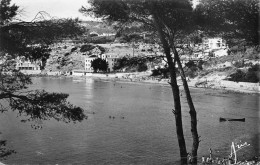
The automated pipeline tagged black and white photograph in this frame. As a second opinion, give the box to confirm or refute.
[0,0,259,164]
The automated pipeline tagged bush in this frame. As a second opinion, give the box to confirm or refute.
[151,68,169,78]
[233,60,245,68]
[185,66,198,78]
[64,52,70,56]
[184,60,200,78]
[248,64,259,72]
[228,64,259,83]
[244,71,259,83]
[113,56,149,72]
[151,69,161,76]
[96,45,106,54]
[228,70,246,82]
[197,60,204,70]
[91,58,108,72]
[119,34,143,43]
[85,36,115,44]
[71,47,77,52]
[137,63,148,72]
[185,61,196,68]
[80,44,96,52]
[243,47,259,60]
[90,33,98,37]
[113,56,128,71]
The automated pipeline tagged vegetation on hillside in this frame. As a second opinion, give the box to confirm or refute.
[83,36,115,44]
[91,58,108,72]
[80,44,106,53]
[113,55,160,72]
[228,64,259,83]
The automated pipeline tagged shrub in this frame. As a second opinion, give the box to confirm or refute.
[64,52,70,56]
[185,61,196,68]
[185,66,198,78]
[96,45,106,54]
[113,56,149,72]
[244,47,259,60]
[197,60,204,70]
[228,64,259,83]
[88,36,115,44]
[137,63,148,72]
[91,58,108,72]
[113,56,128,71]
[233,60,245,68]
[71,47,77,52]
[90,33,98,37]
[228,70,246,82]
[151,69,161,76]
[80,44,96,52]
[244,71,259,83]
[248,64,259,72]
[151,68,169,78]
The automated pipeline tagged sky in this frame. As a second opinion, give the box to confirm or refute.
[12,0,94,21]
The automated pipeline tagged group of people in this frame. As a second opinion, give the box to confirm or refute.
[201,148,235,165]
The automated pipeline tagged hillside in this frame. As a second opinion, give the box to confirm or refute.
[45,43,156,72]
[45,43,108,72]
[79,21,115,35]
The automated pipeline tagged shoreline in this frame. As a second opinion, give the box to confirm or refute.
[31,72,259,94]
[73,74,260,95]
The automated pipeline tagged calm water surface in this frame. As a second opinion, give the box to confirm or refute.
[1,77,259,164]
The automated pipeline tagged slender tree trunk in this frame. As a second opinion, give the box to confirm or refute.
[153,15,188,164]
[173,47,200,164]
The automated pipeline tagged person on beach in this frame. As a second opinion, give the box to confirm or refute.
[222,157,227,165]
[202,156,206,164]
[187,153,192,164]
[228,155,234,165]
[206,157,210,163]
[209,148,212,159]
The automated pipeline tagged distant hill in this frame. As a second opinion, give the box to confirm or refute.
[79,21,115,35]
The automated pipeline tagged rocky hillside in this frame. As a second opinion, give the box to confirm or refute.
[45,43,106,72]
[79,21,115,35]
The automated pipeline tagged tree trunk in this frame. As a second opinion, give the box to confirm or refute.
[169,64,188,165]
[173,47,200,164]
[152,15,188,164]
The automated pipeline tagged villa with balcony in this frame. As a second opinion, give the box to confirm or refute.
[16,57,41,74]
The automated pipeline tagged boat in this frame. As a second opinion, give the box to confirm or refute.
[219,117,245,122]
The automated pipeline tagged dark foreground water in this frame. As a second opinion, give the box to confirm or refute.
[1,77,259,165]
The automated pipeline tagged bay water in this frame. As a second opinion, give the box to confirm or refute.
[0,77,259,164]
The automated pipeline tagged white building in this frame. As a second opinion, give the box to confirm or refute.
[104,53,119,72]
[99,33,116,37]
[191,37,229,59]
[16,57,41,74]
[85,55,98,72]
[106,57,118,72]
[71,70,86,76]
[202,37,227,50]
[191,0,201,8]
[213,48,229,57]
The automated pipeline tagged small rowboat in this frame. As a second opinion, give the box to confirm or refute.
[219,117,245,122]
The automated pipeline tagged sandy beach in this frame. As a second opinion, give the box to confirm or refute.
[68,71,259,94]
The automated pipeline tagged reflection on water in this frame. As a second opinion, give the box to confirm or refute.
[0,77,259,164]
